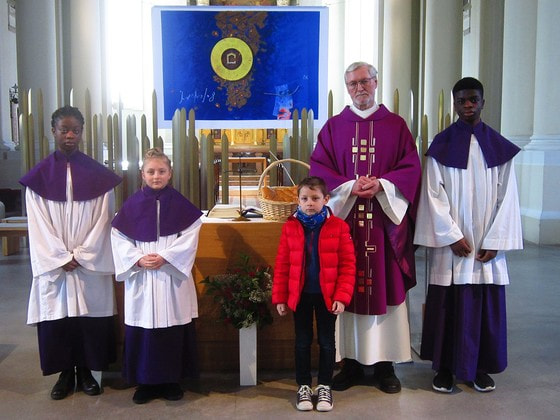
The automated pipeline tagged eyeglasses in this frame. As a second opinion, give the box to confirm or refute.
[346,77,375,90]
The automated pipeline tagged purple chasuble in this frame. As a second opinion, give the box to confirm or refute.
[310,105,421,315]
[427,120,520,169]
[112,185,202,242]
[19,150,122,201]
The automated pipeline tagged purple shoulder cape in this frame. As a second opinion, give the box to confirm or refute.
[112,185,203,242]
[427,120,520,169]
[19,150,122,201]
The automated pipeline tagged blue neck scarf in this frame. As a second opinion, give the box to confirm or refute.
[296,206,328,230]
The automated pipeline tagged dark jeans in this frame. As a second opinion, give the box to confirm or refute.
[293,293,337,386]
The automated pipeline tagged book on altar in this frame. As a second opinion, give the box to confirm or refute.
[206,204,263,219]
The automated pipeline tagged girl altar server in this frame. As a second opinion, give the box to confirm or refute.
[111,148,203,404]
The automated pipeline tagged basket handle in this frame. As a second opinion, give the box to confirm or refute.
[258,159,311,189]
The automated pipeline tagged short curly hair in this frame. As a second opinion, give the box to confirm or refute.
[51,105,84,128]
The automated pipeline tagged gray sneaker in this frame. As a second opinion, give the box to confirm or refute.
[315,384,333,412]
[296,385,313,411]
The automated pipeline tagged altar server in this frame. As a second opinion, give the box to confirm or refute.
[20,105,122,400]
[414,77,523,393]
[111,148,203,404]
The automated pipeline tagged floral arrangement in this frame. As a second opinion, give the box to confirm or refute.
[202,254,273,329]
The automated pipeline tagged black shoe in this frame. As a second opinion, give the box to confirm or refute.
[374,362,401,394]
[473,371,496,392]
[76,367,100,396]
[133,385,159,404]
[50,369,75,400]
[162,383,184,401]
[332,359,364,391]
[432,369,454,393]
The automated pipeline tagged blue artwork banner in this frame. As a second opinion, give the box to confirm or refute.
[152,6,328,128]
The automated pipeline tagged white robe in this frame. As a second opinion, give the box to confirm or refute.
[26,170,117,324]
[330,178,412,365]
[111,218,202,329]
[414,136,523,286]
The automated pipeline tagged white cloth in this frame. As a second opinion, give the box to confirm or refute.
[111,218,202,329]
[414,136,523,286]
[26,170,117,324]
[328,178,412,363]
[336,302,412,364]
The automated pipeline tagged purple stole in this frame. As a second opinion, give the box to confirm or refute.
[310,105,422,315]
[426,119,520,169]
[19,150,121,201]
[112,185,202,242]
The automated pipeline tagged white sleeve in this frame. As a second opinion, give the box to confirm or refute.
[110,227,144,282]
[327,180,357,219]
[25,188,71,279]
[413,157,464,247]
[481,160,523,250]
[376,179,409,225]
[158,218,203,281]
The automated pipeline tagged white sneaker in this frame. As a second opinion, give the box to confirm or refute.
[315,384,333,412]
[296,385,313,411]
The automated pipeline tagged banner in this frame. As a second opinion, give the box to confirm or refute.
[152,6,328,128]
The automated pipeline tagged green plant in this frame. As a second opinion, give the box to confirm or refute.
[202,254,273,329]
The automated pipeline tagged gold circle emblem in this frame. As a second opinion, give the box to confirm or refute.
[210,37,254,81]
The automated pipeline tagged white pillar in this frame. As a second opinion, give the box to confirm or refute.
[501,0,537,148]
[380,0,413,126]
[518,0,560,244]
[15,0,59,139]
[0,2,17,143]
[422,0,462,139]
[60,0,106,114]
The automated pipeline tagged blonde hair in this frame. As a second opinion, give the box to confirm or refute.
[142,147,172,171]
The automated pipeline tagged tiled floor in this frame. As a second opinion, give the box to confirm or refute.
[0,241,559,419]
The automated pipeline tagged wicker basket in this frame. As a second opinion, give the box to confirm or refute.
[257,158,310,221]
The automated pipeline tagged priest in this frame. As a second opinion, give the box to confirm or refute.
[20,105,122,400]
[414,77,523,393]
[310,62,421,393]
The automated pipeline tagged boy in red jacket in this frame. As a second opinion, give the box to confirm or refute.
[272,176,356,412]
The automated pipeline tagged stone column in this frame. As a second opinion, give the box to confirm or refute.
[518,0,560,244]
[501,0,537,148]
[16,0,58,142]
[379,0,413,128]
[422,0,462,139]
[60,0,106,114]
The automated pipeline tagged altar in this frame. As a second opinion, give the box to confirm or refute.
[192,216,299,371]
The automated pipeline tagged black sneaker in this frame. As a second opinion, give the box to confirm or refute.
[296,385,313,411]
[332,359,364,391]
[432,369,454,393]
[162,383,184,401]
[133,384,159,404]
[473,372,496,392]
[315,384,333,412]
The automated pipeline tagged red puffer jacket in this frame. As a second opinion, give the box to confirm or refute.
[272,212,356,312]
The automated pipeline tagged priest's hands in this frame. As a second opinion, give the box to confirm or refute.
[450,238,472,257]
[352,176,383,199]
[476,249,497,262]
[62,257,80,272]
[138,254,166,270]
